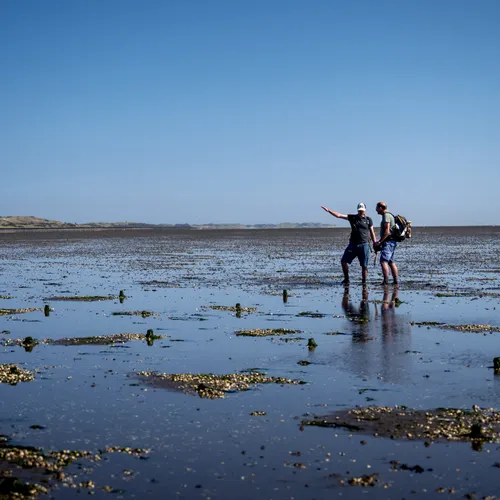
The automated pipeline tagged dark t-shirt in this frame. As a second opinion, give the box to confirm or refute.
[347,214,373,244]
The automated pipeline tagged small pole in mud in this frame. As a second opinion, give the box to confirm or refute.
[469,423,485,439]
[307,338,318,350]
[44,305,50,317]
[146,329,155,346]
[494,357,500,373]
[119,290,126,304]
[22,336,37,352]
[235,303,242,318]
[283,289,288,303]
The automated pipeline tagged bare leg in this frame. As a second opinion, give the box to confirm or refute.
[362,267,368,284]
[390,263,398,284]
[380,262,390,283]
[341,261,349,282]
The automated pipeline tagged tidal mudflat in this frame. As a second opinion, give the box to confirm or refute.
[0,226,499,499]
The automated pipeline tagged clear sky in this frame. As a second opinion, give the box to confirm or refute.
[2,0,499,226]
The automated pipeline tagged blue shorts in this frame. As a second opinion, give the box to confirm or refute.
[341,243,370,269]
[380,240,397,264]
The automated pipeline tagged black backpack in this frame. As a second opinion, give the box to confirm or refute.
[390,214,412,242]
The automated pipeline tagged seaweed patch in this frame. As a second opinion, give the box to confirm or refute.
[0,437,149,497]
[411,322,500,333]
[0,364,35,384]
[302,406,500,446]
[111,310,158,317]
[47,333,165,345]
[297,311,325,318]
[201,305,257,313]
[0,333,165,348]
[0,308,42,316]
[44,295,120,302]
[136,371,304,399]
[235,328,301,337]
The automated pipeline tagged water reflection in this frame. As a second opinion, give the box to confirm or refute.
[342,286,370,342]
[341,286,412,384]
[379,286,406,342]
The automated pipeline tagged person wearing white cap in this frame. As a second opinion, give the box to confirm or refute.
[321,203,377,285]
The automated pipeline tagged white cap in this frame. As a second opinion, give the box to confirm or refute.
[357,202,366,211]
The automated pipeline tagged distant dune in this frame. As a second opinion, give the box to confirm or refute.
[0,216,71,228]
[0,216,334,230]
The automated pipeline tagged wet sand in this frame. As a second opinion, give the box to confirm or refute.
[1,224,499,241]
[0,227,499,498]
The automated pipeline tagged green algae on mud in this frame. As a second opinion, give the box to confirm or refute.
[411,322,500,333]
[47,333,165,345]
[411,321,445,327]
[297,311,325,318]
[302,406,500,445]
[0,364,35,384]
[135,371,305,399]
[44,295,122,302]
[111,310,158,317]
[0,333,165,348]
[340,473,381,487]
[0,308,43,316]
[271,337,305,343]
[235,328,301,337]
[440,324,500,333]
[167,314,207,321]
[201,305,257,313]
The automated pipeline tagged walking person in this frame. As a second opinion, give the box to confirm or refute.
[374,201,399,285]
[321,203,377,285]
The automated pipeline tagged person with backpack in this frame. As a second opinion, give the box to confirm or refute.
[374,201,399,286]
[321,202,377,285]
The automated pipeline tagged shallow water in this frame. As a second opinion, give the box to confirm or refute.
[1,227,500,498]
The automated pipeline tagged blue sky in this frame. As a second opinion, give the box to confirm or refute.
[2,0,499,225]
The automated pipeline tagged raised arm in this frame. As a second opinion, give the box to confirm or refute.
[321,206,348,220]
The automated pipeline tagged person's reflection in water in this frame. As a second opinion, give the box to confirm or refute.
[340,285,412,385]
[380,286,402,341]
[342,286,371,343]
[379,285,412,383]
[340,286,374,380]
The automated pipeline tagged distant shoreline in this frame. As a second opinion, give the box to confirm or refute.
[0,225,337,231]
[0,216,333,231]
[0,217,497,232]
[0,225,498,234]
